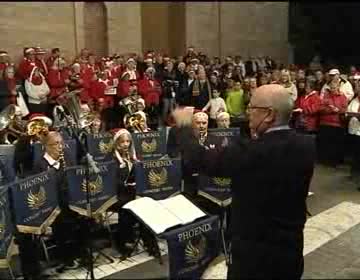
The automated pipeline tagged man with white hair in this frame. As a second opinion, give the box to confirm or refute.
[172,84,315,279]
[321,69,354,101]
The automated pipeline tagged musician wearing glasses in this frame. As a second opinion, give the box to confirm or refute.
[32,131,85,272]
[172,84,315,279]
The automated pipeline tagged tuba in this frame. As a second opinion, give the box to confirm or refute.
[26,118,49,140]
[56,90,95,130]
[0,105,25,144]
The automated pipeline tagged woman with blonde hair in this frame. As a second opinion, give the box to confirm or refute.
[280,69,298,101]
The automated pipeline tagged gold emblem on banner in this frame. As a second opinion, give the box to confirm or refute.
[81,176,103,195]
[148,168,167,187]
[212,177,232,187]
[185,235,207,264]
[27,186,46,210]
[0,210,6,240]
[99,139,114,154]
[141,138,157,153]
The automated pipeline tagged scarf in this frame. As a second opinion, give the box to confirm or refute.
[192,79,212,98]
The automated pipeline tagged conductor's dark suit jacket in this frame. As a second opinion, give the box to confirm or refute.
[179,127,315,279]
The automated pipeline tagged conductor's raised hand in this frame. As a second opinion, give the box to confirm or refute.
[172,107,194,127]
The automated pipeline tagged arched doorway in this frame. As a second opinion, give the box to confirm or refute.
[84,2,108,57]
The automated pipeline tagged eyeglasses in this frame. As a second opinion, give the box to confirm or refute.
[247,105,272,111]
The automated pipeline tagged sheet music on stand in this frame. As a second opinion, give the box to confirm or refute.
[123,194,206,235]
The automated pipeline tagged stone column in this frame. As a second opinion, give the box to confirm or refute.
[106,2,142,55]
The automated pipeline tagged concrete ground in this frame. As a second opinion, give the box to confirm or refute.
[6,163,360,279]
[106,164,360,279]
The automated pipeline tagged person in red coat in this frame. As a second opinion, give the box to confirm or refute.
[89,71,114,108]
[138,67,162,107]
[47,57,70,102]
[118,72,131,99]
[293,78,321,134]
[46,48,60,69]
[0,51,10,73]
[34,47,49,76]
[88,54,101,74]
[317,79,348,167]
[17,48,36,80]
[67,63,91,103]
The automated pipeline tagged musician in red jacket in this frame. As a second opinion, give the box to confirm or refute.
[317,79,348,167]
[35,47,49,76]
[293,79,321,133]
[17,48,36,80]
[138,67,162,107]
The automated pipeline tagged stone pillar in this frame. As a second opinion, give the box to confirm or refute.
[106,2,142,55]
[185,2,220,58]
[220,2,289,64]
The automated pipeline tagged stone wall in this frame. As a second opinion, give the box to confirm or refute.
[185,2,289,64]
[0,2,76,64]
[0,2,289,63]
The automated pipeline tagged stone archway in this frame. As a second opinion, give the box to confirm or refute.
[84,2,108,56]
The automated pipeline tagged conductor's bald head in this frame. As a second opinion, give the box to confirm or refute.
[247,84,294,138]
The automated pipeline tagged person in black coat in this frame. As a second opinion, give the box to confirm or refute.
[32,131,87,272]
[172,84,316,279]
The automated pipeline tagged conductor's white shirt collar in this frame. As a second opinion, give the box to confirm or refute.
[265,125,290,134]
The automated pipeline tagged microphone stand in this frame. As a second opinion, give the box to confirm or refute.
[59,110,98,280]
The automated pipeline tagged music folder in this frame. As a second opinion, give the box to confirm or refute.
[122,194,206,235]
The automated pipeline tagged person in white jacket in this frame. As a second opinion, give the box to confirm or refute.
[321,69,354,101]
[202,89,227,128]
[280,70,298,101]
[25,66,50,114]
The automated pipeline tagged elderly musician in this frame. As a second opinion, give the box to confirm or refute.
[172,84,315,279]
[32,131,86,272]
[216,112,231,129]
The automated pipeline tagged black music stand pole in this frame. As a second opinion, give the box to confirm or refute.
[59,110,96,280]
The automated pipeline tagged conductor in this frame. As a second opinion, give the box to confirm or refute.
[172,84,316,279]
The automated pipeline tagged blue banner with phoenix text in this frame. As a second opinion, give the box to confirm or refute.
[65,160,117,216]
[9,170,60,234]
[0,184,15,267]
[85,132,114,162]
[208,127,240,146]
[162,215,220,279]
[132,129,167,160]
[134,158,182,200]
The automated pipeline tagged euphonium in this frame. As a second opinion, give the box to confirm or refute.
[124,113,146,132]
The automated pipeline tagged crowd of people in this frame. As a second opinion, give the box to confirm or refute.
[0,46,359,178]
[0,44,357,279]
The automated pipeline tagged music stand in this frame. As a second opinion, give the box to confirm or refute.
[56,98,100,280]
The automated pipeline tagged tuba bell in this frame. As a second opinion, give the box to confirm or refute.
[56,90,95,130]
[0,105,24,144]
[124,112,147,133]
